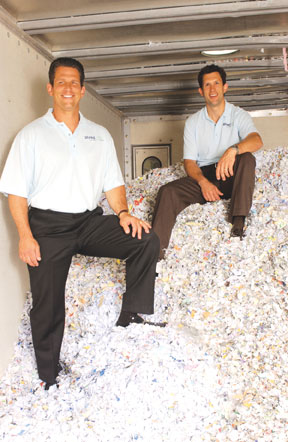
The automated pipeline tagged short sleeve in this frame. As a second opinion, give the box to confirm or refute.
[0,129,35,199]
[236,108,260,141]
[102,131,124,192]
[183,116,198,160]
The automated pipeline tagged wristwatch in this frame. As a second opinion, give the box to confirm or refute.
[231,144,240,155]
[117,209,129,218]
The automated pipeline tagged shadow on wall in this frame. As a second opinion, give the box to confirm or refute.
[0,135,14,172]
[0,194,29,292]
[29,77,52,120]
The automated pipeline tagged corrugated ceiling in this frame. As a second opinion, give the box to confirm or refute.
[1,0,288,116]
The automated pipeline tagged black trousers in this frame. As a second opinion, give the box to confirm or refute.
[28,206,160,383]
[152,152,256,259]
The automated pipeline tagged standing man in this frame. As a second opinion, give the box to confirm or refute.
[0,57,162,389]
[152,64,263,260]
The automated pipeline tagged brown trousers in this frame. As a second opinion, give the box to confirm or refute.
[152,152,256,259]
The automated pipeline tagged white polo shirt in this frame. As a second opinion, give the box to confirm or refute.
[0,109,124,213]
[184,101,259,167]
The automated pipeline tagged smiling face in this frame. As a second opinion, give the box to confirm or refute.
[198,71,228,108]
[46,66,85,114]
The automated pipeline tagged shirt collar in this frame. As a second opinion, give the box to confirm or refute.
[203,100,232,125]
[44,108,85,130]
[222,101,232,125]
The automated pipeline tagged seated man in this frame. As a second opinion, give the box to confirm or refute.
[152,64,263,260]
[0,57,163,390]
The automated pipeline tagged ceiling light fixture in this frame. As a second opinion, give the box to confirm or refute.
[201,49,239,56]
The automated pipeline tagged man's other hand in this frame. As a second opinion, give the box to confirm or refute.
[119,213,151,239]
[216,148,237,181]
[19,236,41,267]
[199,178,223,201]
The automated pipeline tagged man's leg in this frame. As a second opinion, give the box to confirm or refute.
[78,212,160,316]
[152,177,206,259]
[215,153,256,237]
[28,208,82,384]
[28,248,72,384]
[228,152,256,223]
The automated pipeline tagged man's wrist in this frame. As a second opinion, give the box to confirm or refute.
[198,176,208,187]
[230,144,240,155]
[19,230,34,240]
[117,209,129,218]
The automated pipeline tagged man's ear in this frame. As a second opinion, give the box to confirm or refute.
[223,83,228,93]
[47,83,53,96]
[80,85,86,98]
[198,87,204,97]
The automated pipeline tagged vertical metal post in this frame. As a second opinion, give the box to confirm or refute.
[123,118,132,183]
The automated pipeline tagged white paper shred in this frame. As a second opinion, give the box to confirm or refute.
[0,147,288,442]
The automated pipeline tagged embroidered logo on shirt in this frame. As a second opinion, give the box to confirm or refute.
[84,135,104,141]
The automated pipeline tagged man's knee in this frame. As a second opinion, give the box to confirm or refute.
[157,182,171,197]
[157,179,182,201]
[240,152,256,167]
[141,229,160,256]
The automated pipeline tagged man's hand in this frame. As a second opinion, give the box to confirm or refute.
[199,178,223,201]
[8,194,41,267]
[119,212,151,239]
[19,236,41,267]
[216,148,237,181]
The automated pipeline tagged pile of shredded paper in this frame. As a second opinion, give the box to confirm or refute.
[0,147,287,441]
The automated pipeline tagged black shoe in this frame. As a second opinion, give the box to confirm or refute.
[116,311,145,327]
[116,311,167,328]
[44,381,58,390]
[231,216,245,240]
[143,319,167,328]
[43,361,70,390]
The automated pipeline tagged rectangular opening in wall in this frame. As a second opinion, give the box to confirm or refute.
[132,144,171,179]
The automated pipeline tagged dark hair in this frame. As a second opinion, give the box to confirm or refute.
[198,64,227,89]
[48,57,85,86]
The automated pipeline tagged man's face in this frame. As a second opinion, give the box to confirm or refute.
[47,66,85,113]
[199,71,228,108]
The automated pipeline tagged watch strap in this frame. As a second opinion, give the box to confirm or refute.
[231,144,240,155]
